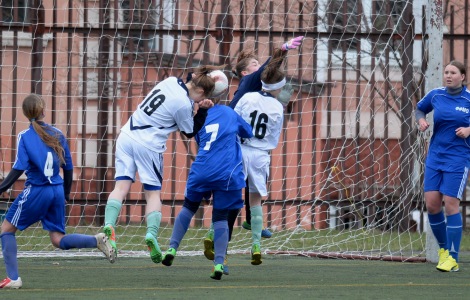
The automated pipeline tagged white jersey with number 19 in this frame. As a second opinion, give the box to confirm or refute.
[234,91,284,151]
[120,77,195,153]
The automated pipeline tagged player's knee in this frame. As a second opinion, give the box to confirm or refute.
[183,197,200,213]
[50,233,64,249]
[212,208,228,222]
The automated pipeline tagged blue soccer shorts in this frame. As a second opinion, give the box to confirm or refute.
[185,189,243,210]
[5,184,66,233]
[424,165,469,200]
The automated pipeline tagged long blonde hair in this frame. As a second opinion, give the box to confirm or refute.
[22,94,65,164]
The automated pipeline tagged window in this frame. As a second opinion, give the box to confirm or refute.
[1,0,28,23]
[373,0,407,51]
[373,0,406,33]
[326,0,361,51]
[120,0,176,54]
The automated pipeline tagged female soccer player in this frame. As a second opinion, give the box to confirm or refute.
[233,49,287,265]
[416,60,470,272]
[161,103,253,280]
[101,65,220,264]
[203,37,303,273]
[0,94,115,289]
[230,37,303,234]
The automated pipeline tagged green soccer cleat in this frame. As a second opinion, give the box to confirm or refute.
[210,264,224,280]
[162,248,177,266]
[103,224,118,259]
[145,233,162,264]
[251,244,262,265]
[203,231,215,261]
[437,255,459,272]
[242,220,252,230]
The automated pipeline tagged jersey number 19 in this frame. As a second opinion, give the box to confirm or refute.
[140,89,166,116]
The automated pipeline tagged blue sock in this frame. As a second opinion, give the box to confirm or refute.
[446,213,462,261]
[1,232,19,280]
[428,211,447,249]
[213,220,229,265]
[169,207,194,250]
[59,234,97,250]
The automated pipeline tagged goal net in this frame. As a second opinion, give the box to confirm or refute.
[0,0,447,262]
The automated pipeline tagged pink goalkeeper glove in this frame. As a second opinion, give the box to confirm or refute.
[281,36,304,51]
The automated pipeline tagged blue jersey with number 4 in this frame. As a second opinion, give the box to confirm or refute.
[13,123,73,186]
[186,105,253,191]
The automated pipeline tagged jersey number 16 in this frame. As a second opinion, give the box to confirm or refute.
[249,110,268,139]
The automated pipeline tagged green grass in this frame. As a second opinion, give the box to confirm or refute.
[2,254,470,299]
[11,224,470,258]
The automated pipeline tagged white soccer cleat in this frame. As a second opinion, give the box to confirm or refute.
[95,233,116,263]
[0,277,22,289]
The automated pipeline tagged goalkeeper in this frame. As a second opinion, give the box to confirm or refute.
[233,49,287,266]
[230,36,303,238]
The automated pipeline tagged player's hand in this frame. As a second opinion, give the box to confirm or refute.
[417,118,429,132]
[282,36,304,51]
[199,99,214,109]
[455,127,470,138]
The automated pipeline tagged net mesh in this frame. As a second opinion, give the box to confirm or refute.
[0,0,440,261]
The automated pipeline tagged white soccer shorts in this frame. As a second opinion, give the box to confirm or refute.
[241,145,270,197]
[114,132,163,188]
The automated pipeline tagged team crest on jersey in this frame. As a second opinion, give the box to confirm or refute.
[455,106,469,113]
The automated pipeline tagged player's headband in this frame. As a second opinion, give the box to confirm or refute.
[261,78,286,91]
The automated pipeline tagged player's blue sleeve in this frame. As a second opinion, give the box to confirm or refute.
[416,90,434,114]
[228,58,271,109]
[12,134,29,171]
[237,114,254,139]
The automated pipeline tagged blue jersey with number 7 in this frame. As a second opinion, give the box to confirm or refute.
[187,105,253,191]
[13,123,73,186]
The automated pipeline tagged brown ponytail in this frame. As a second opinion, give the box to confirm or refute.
[22,94,65,164]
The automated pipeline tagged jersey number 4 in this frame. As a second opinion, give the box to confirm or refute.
[140,89,166,116]
[249,110,268,139]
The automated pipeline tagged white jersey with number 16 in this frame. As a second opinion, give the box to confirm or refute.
[234,91,284,151]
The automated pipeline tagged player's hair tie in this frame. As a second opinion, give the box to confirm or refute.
[261,78,286,91]
[30,118,36,122]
